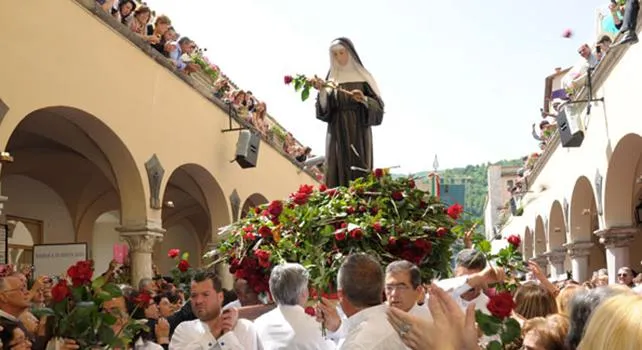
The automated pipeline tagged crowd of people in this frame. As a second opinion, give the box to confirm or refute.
[95,0,325,181]
[513,0,639,197]
[0,237,641,349]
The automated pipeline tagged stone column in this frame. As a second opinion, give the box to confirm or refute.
[117,225,164,287]
[564,241,593,283]
[544,249,567,279]
[594,227,637,285]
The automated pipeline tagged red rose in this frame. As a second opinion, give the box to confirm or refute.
[243,232,256,241]
[447,203,464,220]
[167,249,180,258]
[284,75,293,84]
[304,306,316,317]
[346,206,355,214]
[292,192,309,205]
[258,225,272,238]
[67,260,94,287]
[387,236,397,245]
[436,227,448,238]
[349,228,363,240]
[358,206,367,213]
[134,291,152,307]
[319,184,328,192]
[373,222,384,233]
[267,200,283,217]
[50,280,70,303]
[335,231,346,241]
[370,207,379,215]
[255,249,271,268]
[177,260,190,272]
[391,191,404,201]
[298,184,314,195]
[408,179,416,189]
[254,207,261,214]
[487,292,515,320]
[374,168,384,178]
[326,189,338,197]
[507,234,521,248]
[243,225,255,233]
[414,239,432,253]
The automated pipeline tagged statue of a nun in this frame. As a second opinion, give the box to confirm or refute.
[313,37,384,188]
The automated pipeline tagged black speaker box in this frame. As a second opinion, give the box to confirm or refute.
[557,107,584,148]
[235,130,260,168]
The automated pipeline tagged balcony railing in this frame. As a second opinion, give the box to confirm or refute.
[524,13,642,190]
[74,0,321,181]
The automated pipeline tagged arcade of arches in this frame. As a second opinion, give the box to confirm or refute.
[511,133,642,284]
[0,106,313,288]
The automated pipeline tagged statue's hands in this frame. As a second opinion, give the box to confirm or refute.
[351,89,365,102]
[310,76,325,90]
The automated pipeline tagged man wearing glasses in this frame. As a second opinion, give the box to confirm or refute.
[384,261,431,320]
[0,276,34,349]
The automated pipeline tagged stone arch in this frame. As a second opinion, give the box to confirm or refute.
[523,227,534,260]
[570,176,598,242]
[161,163,230,245]
[1,106,147,226]
[534,216,546,257]
[603,133,642,228]
[241,193,269,218]
[547,200,567,251]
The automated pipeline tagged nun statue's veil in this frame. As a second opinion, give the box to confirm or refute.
[325,38,382,99]
[315,37,384,189]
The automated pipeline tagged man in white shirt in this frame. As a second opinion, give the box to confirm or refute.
[385,261,431,320]
[326,253,406,349]
[254,263,335,350]
[170,270,258,349]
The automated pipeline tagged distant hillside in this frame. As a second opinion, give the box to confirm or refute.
[394,158,523,224]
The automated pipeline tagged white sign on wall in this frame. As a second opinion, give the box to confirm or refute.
[33,243,88,277]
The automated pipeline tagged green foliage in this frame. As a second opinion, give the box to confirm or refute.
[32,263,148,349]
[213,169,463,295]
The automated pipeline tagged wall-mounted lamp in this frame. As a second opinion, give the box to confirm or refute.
[582,209,591,216]
[0,151,13,164]
[164,201,175,208]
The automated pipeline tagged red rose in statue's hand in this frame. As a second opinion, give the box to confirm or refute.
[51,280,71,303]
[487,292,515,320]
[507,234,521,248]
[562,28,573,38]
[167,249,180,258]
[447,203,463,220]
[284,75,293,84]
[177,259,190,272]
[304,306,316,317]
[67,260,94,287]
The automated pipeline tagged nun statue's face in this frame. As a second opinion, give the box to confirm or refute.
[332,46,350,67]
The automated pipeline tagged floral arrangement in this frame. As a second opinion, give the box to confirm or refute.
[190,53,220,82]
[211,169,463,300]
[34,260,147,348]
[168,249,194,295]
[473,234,526,350]
[524,153,540,169]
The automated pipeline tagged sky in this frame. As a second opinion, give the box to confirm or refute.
[147,0,610,174]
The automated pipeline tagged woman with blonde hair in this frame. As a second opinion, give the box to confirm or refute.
[556,284,581,316]
[577,293,642,350]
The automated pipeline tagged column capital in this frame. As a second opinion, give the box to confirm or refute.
[564,241,594,258]
[543,249,566,265]
[117,225,165,253]
[594,227,638,249]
